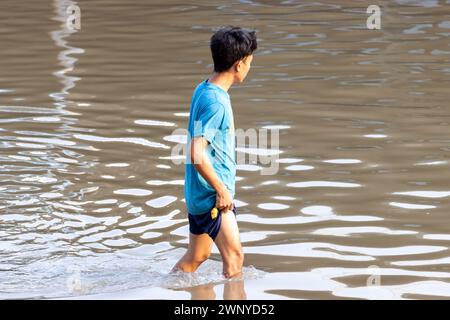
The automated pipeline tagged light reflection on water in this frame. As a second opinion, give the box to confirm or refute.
[1,0,450,299]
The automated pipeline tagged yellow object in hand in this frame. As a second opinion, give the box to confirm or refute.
[211,207,218,219]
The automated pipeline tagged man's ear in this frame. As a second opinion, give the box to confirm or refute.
[235,60,242,72]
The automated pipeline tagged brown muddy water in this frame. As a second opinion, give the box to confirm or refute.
[1,0,450,299]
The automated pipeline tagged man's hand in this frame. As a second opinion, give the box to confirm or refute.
[191,137,234,212]
[216,185,234,212]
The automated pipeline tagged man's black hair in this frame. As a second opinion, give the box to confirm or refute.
[210,26,257,73]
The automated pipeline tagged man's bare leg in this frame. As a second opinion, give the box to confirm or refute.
[214,209,244,278]
[171,232,213,273]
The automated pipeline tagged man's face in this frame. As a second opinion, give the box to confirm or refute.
[235,54,253,83]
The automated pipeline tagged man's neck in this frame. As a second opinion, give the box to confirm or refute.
[207,72,234,92]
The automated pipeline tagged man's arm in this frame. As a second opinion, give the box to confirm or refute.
[190,137,234,211]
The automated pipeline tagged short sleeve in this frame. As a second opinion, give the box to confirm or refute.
[193,103,225,144]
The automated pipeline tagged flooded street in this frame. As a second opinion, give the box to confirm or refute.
[1,0,450,299]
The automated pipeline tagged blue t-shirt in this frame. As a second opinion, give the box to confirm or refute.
[184,79,236,215]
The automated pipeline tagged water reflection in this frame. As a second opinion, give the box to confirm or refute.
[182,280,247,300]
[1,0,450,299]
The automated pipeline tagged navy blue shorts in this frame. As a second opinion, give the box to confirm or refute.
[188,204,237,241]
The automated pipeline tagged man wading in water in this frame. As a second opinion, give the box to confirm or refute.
[171,26,257,278]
